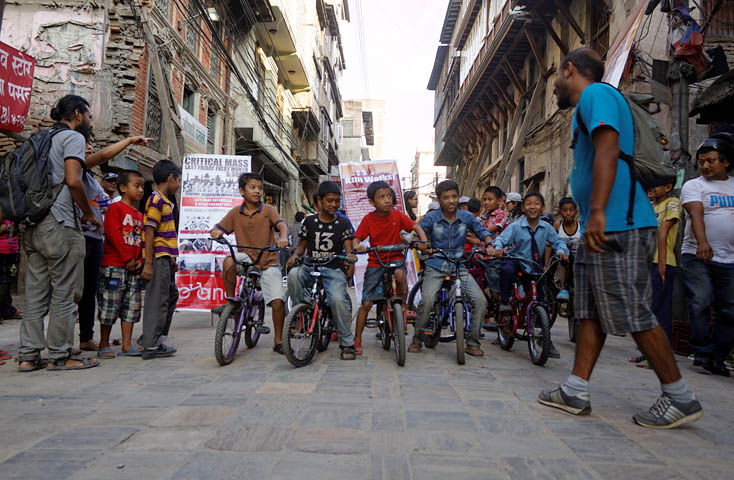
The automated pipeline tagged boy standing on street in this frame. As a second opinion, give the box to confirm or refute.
[140,160,181,360]
[97,170,145,358]
[210,172,290,353]
[353,181,428,355]
[553,197,581,301]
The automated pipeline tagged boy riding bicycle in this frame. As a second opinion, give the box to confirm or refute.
[210,172,290,354]
[353,181,428,355]
[286,181,357,360]
[488,192,568,357]
[409,180,493,357]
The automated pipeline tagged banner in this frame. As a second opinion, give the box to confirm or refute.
[176,154,251,311]
[0,41,34,132]
[179,106,208,154]
[603,0,646,87]
[339,160,419,302]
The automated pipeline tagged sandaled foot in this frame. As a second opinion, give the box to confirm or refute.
[47,357,99,371]
[0,350,12,361]
[340,346,357,360]
[118,347,142,357]
[97,347,116,359]
[465,345,484,357]
[79,341,99,352]
[629,355,645,363]
[354,342,363,355]
[18,358,49,372]
[408,343,422,353]
[272,344,284,354]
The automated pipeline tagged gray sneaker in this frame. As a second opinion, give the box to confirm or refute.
[538,386,591,415]
[633,395,703,429]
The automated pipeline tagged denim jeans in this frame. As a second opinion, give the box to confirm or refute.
[412,267,487,347]
[19,216,85,362]
[680,254,734,362]
[288,265,354,348]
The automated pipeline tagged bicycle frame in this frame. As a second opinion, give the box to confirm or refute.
[501,255,561,337]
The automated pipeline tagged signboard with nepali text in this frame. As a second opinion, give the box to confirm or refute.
[176,154,251,311]
[338,160,419,302]
[0,41,34,132]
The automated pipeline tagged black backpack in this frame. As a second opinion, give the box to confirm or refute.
[0,124,70,225]
[571,83,677,225]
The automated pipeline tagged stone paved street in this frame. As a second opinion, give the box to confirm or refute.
[0,301,732,480]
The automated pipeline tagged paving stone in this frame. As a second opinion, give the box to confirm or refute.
[405,410,477,431]
[286,427,370,454]
[0,448,100,480]
[480,432,573,457]
[503,456,600,480]
[560,436,664,464]
[256,381,317,394]
[75,451,188,480]
[300,407,371,430]
[150,406,237,427]
[180,393,247,406]
[409,430,482,454]
[370,454,410,480]
[589,462,688,480]
[271,452,368,480]
[409,453,506,480]
[123,427,215,451]
[478,414,545,435]
[172,451,273,480]
[372,410,405,431]
[205,424,292,452]
[33,426,138,449]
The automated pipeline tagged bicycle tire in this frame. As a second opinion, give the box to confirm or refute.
[379,306,391,351]
[568,317,579,343]
[282,303,318,367]
[528,305,551,366]
[392,302,406,366]
[454,302,465,365]
[214,303,241,366]
[424,302,442,349]
[316,311,333,352]
[244,298,265,348]
[497,309,515,351]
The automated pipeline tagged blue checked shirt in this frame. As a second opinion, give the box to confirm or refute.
[420,209,491,273]
[493,217,569,273]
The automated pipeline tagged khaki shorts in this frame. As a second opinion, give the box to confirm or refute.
[234,252,285,305]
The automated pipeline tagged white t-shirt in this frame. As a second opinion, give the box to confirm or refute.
[680,175,734,264]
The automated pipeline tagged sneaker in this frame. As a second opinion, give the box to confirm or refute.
[556,289,570,301]
[633,395,703,429]
[538,386,591,415]
[693,356,710,368]
[548,341,561,359]
[703,359,730,377]
[142,344,177,360]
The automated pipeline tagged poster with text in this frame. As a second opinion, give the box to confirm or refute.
[339,160,419,302]
[0,41,34,132]
[176,154,250,311]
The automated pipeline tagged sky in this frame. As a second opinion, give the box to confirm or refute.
[339,0,448,180]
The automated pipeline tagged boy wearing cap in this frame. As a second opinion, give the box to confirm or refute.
[680,133,734,377]
[505,192,523,223]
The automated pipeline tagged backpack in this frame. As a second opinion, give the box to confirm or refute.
[571,83,677,225]
[0,124,70,225]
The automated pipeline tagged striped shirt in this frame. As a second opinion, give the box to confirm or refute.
[144,190,178,258]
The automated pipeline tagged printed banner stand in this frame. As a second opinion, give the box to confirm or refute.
[176,154,251,311]
[339,160,419,302]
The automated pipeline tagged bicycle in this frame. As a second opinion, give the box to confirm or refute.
[282,254,355,367]
[416,246,486,365]
[544,259,578,342]
[212,237,284,366]
[495,255,561,366]
[356,243,418,366]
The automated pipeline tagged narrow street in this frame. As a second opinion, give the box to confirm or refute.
[0,303,731,480]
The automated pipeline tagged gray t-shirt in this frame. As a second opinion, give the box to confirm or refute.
[49,129,86,230]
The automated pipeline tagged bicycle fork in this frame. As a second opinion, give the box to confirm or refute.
[449,277,471,334]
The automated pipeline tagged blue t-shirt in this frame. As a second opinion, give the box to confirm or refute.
[570,83,657,232]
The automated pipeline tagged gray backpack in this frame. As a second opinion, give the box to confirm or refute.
[571,83,676,225]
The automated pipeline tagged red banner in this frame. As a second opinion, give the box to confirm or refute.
[0,41,34,132]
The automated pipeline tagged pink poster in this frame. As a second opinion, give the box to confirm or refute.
[0,41,34,132]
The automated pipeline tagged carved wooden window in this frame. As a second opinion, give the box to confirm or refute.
[587,0,610,57]
[186,1,199,53]
[145,68,162,152]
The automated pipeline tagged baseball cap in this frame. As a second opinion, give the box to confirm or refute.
[506,192,522,203]
[458,196,471,204]
[102,172,118,182]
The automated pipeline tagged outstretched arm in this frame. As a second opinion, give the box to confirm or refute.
[86,136,153,168]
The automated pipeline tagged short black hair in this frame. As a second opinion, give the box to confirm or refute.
[238,172,263,190]
[367,181,396,203]
[483,186,504,199]
[559,196,577,209]
[560,48,604,82]
[295,211,305,222]
[316,180,341,198]
[467,197,481,213]
[50,94,90,122]
[152,159,182,184]
[523,191,545,205]
[436,179,459,197]
[116,169,144,194]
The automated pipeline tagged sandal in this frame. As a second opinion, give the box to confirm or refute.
[629,355,645,363]
[408,343,422,353]
[340,346,357,360]
[97,347,116,359]
[466,345,484,357]
[118,348,142,357]
[272,344,284,354]
[635,359,652,369]
[47,356,99,371]
[0,350,12,361]
[17,358,49,373]
[354,342,362,355]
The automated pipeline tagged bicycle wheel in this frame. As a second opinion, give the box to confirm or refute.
[282,303,319,367]
[454,302,465,365]
[244,298,265,348]
[528,305,551,366]
[379,306,391,351]
[214,303,242,366]
[497,308,515,351]
[407,277,422,313]
[316,311,332,352]
[392,302,406,366]
[423,302,442,349]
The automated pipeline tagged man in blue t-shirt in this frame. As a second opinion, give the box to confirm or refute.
[537,48,702,430]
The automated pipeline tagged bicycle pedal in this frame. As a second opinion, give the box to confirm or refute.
[256,325,271,334]
[420,329,434,336]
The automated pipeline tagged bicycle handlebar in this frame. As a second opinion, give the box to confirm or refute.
[499,254,564,283]
[212,237,285,268]
[354,242,423,269]
[296,254,356,267]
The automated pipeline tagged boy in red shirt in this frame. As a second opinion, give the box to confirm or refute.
[353,181,427,354]
[96,170,145,357]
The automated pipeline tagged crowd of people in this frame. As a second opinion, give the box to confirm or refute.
[2,48,732,432]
